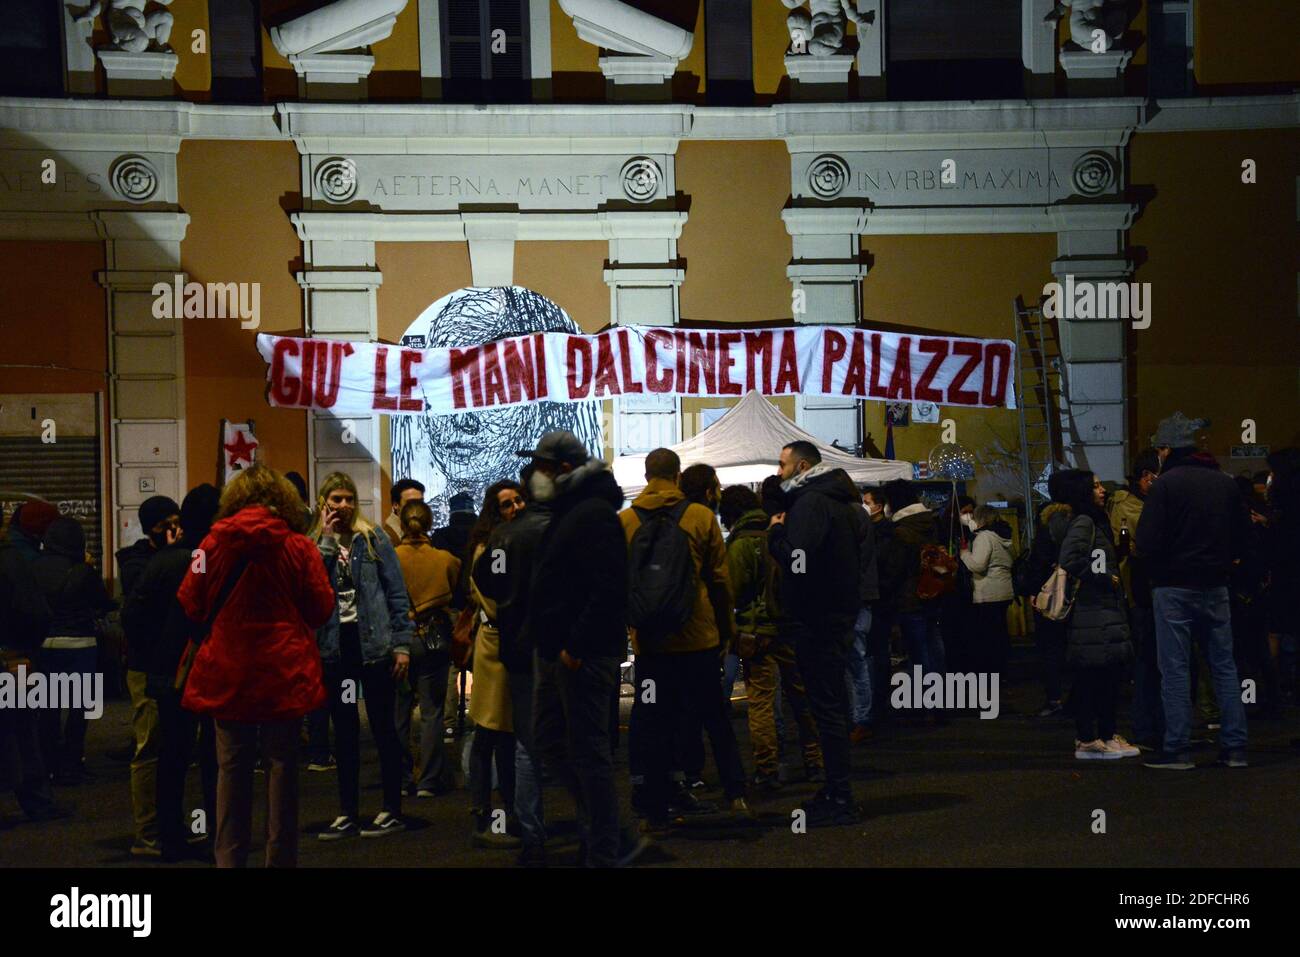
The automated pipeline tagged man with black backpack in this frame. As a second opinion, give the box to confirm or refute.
[769,442,870,826]
[621,448,751,831]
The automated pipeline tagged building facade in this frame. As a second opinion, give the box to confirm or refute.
[0,0,1296,566]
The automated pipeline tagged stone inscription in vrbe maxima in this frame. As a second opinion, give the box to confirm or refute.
[311,154,668,209]
[794,149,1104,206]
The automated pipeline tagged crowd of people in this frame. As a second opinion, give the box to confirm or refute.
[1,410,1297,867]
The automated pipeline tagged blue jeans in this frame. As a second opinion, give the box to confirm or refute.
[846,607,873,726]
[1153,586,1248,756]
[898,610,945,677]
[721,653,740,702]
[509,670,545,849]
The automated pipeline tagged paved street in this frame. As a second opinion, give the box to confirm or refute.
[3,657,1297,868]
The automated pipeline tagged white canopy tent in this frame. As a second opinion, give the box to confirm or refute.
[613,389,913,499]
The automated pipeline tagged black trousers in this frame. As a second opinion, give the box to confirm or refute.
[791,617,855,801]
[971,601,1012,677]
[156,690,217,853]
[322,623,403,819]
[1035,614,1068,704]
[630,647,747,819]
[867,606,894,724]
[1072,663,1123,743]
[468,727,516,821]
[0,705,55,816]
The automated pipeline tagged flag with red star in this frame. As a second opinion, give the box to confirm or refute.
[220,420,259,484]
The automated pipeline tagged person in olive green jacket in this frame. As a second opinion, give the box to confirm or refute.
[620,450,752,828]
[721,485,822,791]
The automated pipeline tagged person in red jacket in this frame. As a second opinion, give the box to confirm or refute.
[177,465,336,868]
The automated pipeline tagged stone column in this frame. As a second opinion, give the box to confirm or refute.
[294,236,384,515]
[605,238,684,455]
[1050,231,1134,482]
[93,211,190,547]
[784,208,869,450]
[1021,0,1057,97]
[854,0,886,100]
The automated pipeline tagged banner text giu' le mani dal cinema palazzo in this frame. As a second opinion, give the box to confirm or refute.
[255,327,1017,415]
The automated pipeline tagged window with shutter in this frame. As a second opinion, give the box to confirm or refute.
[210,0,263,103]
[1149,2,1194,98]
[441,0,530,102]
[0,0,62,96]
[705,0,753,105]
[887,0,1022,100]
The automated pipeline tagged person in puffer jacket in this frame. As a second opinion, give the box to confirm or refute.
[178,465,336,868]
[1053,469,1135,762]
[960,505,1013,676]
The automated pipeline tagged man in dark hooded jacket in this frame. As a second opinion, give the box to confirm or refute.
[33,518,115,783]
[0,502,64,820]
[1136,413,1251,769]
[116,494,180,858]
[767,441,868,826]
[123,484,221,861]
[521,431,646,867]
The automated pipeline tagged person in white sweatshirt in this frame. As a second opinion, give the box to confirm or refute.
[960,505,1015,676]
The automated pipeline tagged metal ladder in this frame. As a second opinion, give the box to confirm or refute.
[1013,295,1068,551]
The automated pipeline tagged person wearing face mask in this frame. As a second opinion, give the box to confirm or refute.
[768,441,869,826]
[522,431,649,866]
[116,494,180,858]
[959,506,1015,678]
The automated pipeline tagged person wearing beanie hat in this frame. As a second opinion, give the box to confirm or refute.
[16,501,61,543]
[0,506,67,822]
[33,518,116,785]
[1136,415,1252,770]
[123,483,222,862]
[1150,412,1210,456]
[115,493,179,859]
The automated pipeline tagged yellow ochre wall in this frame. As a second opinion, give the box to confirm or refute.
[178,139,308,485]
[859,234,1056,476]
[1129,127,1300,456]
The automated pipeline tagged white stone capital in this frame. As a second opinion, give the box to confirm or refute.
[598,55,678,85]
[785,54,855,84]
[1059,47,1134,80]
[97,49,179,83]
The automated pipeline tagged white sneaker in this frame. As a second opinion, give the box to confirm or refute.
[360,811,406,838]
[1075,739,1120,760]
[1104,735,1141,758]
[318,815,358,841]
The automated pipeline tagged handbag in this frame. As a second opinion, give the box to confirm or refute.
[450,604,478,670]
[1032,522,1095,622]
[174,556,250,693]
[410,597,453,657]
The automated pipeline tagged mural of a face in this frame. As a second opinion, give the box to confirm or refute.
[391,286,602,526]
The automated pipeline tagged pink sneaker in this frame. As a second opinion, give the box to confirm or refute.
[1075,739,1120,760]
[1104,735,1140,758]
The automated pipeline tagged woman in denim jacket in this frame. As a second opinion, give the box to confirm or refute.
[311,472,414,841]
